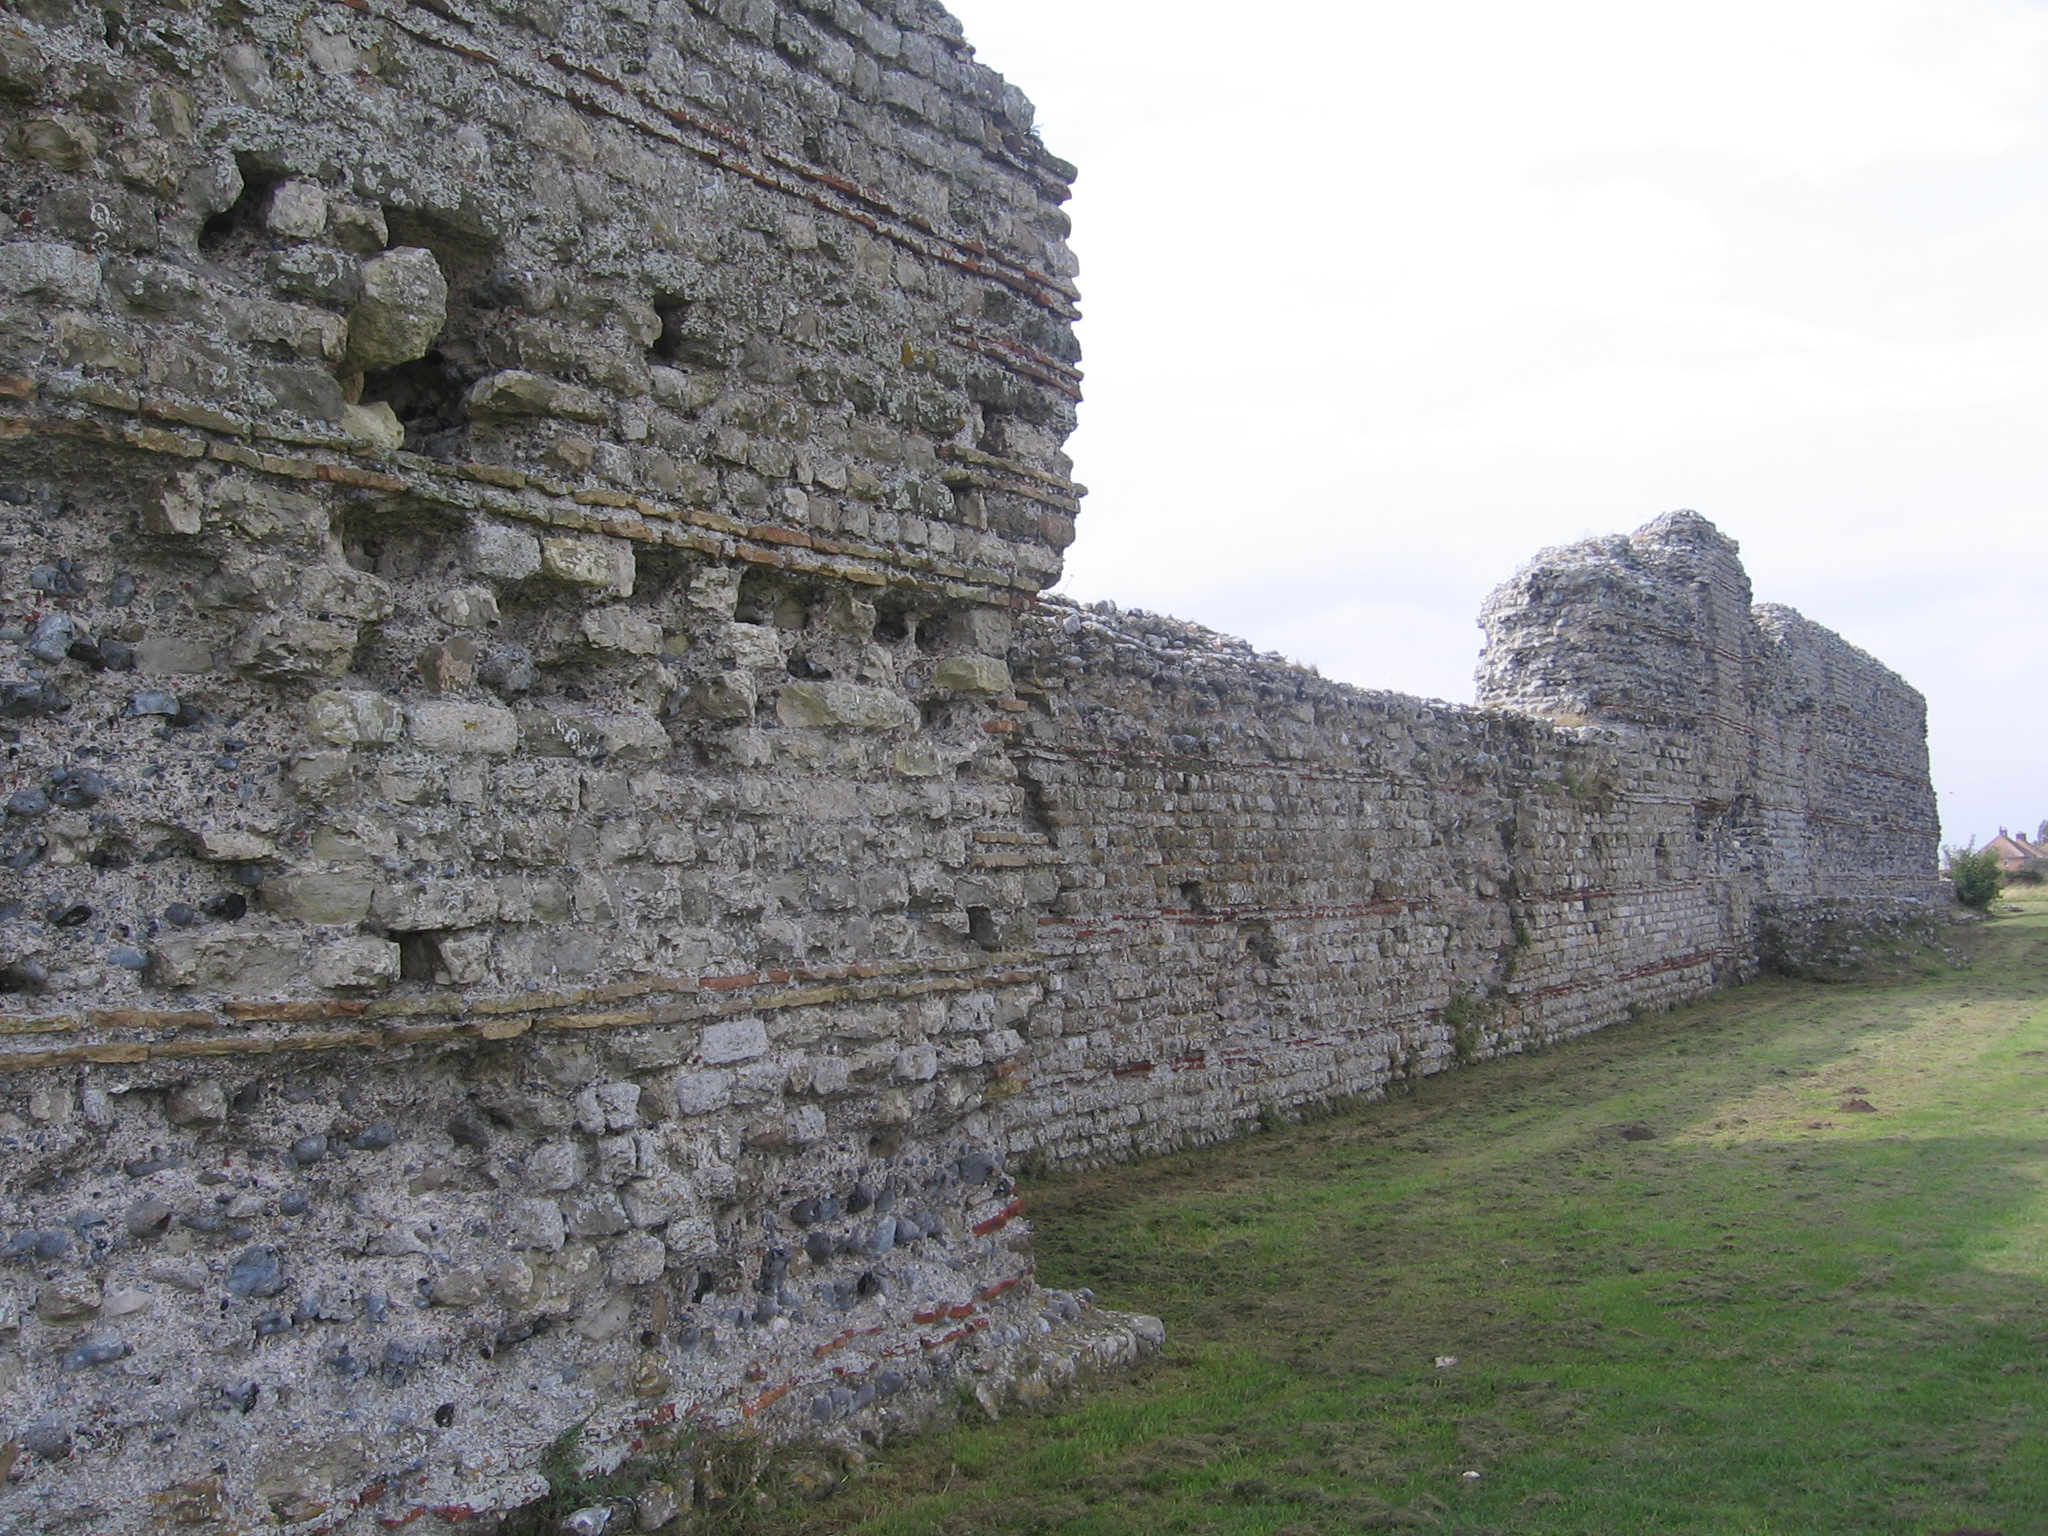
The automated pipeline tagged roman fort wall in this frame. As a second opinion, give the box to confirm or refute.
[0,1,1943,1530]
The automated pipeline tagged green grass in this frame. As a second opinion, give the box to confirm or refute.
[758,898,2048,1535]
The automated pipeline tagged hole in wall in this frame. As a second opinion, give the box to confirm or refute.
[649,296,738,369]
[966,906,1001,951]
[1180,880,1210,916]
[650,299,694,365]
[872,601,912,644]
[358,350,473,457]
[1018,777,1055,837]
[733,569,810,630]
[355,210,504,458]
[397,933,441,984]
[338,495,464,581]
[198,155,283,254]
[732,569,779,626]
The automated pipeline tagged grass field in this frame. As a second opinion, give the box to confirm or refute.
[748,896,2048,1535]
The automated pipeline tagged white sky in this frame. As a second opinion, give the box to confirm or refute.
[945,0,2048,849]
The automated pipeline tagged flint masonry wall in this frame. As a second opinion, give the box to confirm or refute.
[0,0,1942,1530]
[994,514,1943,1169]
[0,1,1139,1530]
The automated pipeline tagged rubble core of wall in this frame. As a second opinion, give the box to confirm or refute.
[0,0,1944,1530]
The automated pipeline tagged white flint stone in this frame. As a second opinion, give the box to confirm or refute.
[265,180,329,239]
[469,523,542,581]
[344,246,447,371]
[698,1018,768,1065]
[893,1043,939,1081]
[528,1140,582,1193]
[670,1070,733,1116]
[506,1198,565,1253]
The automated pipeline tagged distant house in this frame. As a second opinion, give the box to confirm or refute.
[1983,828,2048,878]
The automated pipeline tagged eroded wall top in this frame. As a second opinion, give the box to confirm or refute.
[1475,510,1941,899]
[1,0,1085,595]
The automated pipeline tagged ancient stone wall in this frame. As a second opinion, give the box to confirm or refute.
[0,2,1943,1531]
[993,515,1943,1170]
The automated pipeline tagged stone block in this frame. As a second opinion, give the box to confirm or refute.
[195,827,279,863]
[893,1043,939,1081]
[507,1198,566,1252]
[371,878,499,932]
[0,240,99,305]
[407,701,519,754]
[673,671,757,721]
[307,690,403,746]
[428,586,501,629]
[133,635,215,674]
[663,1217,718,1261]
[698,1018,768,1065]
[465,369,608,422]
[299,567,395,623]
[622,1174,692,1228]
[541,536,634,594]
[430,930,493,985]
[232,615,359,680]
[261,873,375,924]
[670,1070,734,1116]
[469,524,542,581]
[718,622,787,668]
[775,681,915,730]
[573,1081,641,1134]
[165,1080,227,1127]
[139,478,204,537]
[608,1232,667,1285]
[581,606,663,655]
[517,708,669,763]
[933,653,1011,694]
[310,937,400,990]
[343,247,446,372]
[418,635,480,692]
[786,1104,827,1143]
[528,1141,582,1193]
[149,934,300,991]
[265,181,328,239]
[562,1191,630,1237]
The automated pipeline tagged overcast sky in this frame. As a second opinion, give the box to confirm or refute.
[945,0,2048,849]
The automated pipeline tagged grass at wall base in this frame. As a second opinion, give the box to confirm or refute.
[718,892,2048,1535]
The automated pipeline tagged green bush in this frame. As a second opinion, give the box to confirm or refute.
[1946,844,2005,911]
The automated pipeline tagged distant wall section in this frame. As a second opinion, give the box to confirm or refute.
[992,514,1943,1167]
